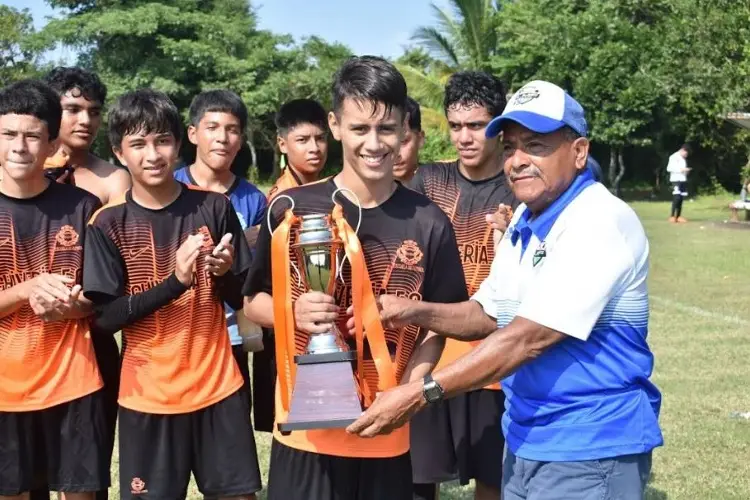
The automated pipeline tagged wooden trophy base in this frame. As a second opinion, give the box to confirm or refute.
[277,351,362,434]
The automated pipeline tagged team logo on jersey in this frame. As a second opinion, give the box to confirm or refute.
[513,86,541,106]
[55,225,79,247]
[130,477,147,495]
[533,241,547,267]
[396,240,424,267]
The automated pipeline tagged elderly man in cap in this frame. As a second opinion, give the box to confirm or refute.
[347,80,663,500]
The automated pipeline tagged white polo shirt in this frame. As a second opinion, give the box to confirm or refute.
[472,171,663,462]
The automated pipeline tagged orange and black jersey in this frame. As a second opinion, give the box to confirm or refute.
[266,167,304,201]
[0,182,103,411]
[407,161,519,380]
[244,178,468,458]
[83,184,251,414]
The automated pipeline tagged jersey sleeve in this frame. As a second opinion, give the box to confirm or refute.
[515,222,639,341]
[405,167,426,195]
[219,198,253,277]
[242,206,275,297]
[83,222,125,303]
[251,189,268,226]
[470,248,505,320]
[422,217,468,304]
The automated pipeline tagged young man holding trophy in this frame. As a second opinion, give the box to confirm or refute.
[243,56,468,500]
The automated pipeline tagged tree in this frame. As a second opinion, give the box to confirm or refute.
[413,0,501,72]
[0,6,46,86]
[37,0,351,179]
[494,0,750,195]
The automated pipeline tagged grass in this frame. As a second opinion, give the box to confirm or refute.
[106,193,750,499]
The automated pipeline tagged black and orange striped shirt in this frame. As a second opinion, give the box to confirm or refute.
[0,182,103,411]
[408,162,518,385]
[83,184,251,414]
[244,178,467,457]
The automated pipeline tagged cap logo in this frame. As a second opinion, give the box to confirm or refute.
[513,87,541,106]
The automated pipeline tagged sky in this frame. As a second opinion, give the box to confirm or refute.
[3,0,448,60]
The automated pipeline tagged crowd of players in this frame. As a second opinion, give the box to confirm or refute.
[0,55,522,500]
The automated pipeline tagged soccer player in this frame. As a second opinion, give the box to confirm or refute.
[43,67,131,202]
[83,89,261,500]
[243,56,468,500]
[40,67,131,500]
[0,79,109,500]
[175,90,267,405]
[392,97,425,183]
[407,72,517,500]
[267,98,328,199]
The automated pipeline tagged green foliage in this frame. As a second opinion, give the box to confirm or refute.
[0,6,47,86]
[420,130,455,164]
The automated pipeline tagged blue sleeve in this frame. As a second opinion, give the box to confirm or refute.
[251,188,268,226]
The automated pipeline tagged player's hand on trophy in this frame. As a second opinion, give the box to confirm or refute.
[205,233,234,276]
[486,203,513,233]
[175,233,205,286]
[294,291,339,334]
[344,294,415,335]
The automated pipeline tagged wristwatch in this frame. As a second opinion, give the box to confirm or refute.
[422,374,445,404]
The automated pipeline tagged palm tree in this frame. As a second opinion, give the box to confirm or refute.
[412,0,501,72]
[398,0,502,132]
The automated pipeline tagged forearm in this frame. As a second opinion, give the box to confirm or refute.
[408,300,496,341]
[243,292,275,328]
[432,317,566,397]
[0,283,29,319]
[401,331,445,384]
[91,274,188,334]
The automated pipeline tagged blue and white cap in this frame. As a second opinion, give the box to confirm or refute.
[486,80,587,138]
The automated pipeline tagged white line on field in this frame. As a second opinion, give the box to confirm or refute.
[650,295,750,327]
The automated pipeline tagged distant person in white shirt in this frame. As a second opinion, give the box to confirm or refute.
[667,144,691,223]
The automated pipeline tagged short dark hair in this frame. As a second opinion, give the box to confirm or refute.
[189,89,248,132]
[108,89,182,149]
[44,67,107,105]
[681,143,691,154]
[0,79,62,140]
[332,56,407,117]
[275,98,328,136]
[405,97,422,132]
[444,71,507,118]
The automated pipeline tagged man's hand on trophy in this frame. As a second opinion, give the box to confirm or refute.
[175,233,205,286]
[205,233,234,276]
[344,294,415,335]
[294,291,340,334]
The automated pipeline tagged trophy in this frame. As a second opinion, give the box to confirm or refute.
[268,191,364,433]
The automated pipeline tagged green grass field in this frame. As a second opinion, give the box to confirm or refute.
[107,194,750,499]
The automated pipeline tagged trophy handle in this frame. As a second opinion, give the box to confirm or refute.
[331,187,362,235]
[331,187,362,283]
[267,194,296,237]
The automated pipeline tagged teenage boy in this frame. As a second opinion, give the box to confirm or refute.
[267,98,329,200]
[42,68,130,500]
[0,79,109,500]
[407,71,517,500]
[243,56,468,500]
[174,89,267,407]
[392,97,425,183]
[83,89,261,500]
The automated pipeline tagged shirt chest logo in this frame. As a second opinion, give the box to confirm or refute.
[395,239,424,268]
[532,241,547,267]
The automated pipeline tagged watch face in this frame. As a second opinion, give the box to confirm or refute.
[424,382,442,403]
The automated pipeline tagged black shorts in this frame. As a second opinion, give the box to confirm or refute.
[410,389,505,489]
[0,390,111,495]
[251,327,276,432]
[117,389,261,499]
[268,439,412,500]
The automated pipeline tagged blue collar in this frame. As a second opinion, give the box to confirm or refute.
[510,168,596,256]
